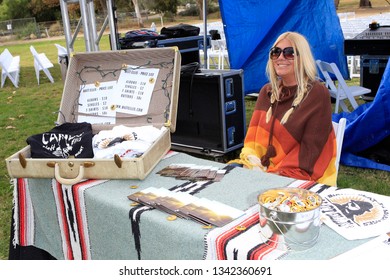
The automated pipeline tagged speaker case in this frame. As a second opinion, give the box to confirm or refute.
[156,35,210,65]
[360,55,388,99]
[172,69,246,155]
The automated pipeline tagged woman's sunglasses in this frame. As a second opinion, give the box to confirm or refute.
[269,47,296,60]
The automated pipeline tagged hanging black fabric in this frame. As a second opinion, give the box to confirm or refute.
[26,122,94,158]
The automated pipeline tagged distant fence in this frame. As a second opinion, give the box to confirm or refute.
[0,18,38,39]
[0,11,153,42]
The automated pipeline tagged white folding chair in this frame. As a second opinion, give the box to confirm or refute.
[206,39,230,70]
[0,48,20,88]
[207,40,221,69]
[54,43,68,64]
[316,59,371,113]
[30,45,54,85]
[347,55,360,78]
[217,39,230,69]
[332,117,347,185]
[54,43,69,82]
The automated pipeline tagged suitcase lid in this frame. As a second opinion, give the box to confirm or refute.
[58,47,181,133]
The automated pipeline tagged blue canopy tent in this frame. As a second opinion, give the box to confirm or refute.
[333,59,390,172]
[218,0,348,94]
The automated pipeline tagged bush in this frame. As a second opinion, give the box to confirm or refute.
[178,6,198,16]
[208,5,220,14]
[0,34,18,43]
[48,22,64,37]
[17,22,38,39]
[178,4,220,16]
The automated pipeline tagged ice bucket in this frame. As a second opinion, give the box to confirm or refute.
[258,187,322,251]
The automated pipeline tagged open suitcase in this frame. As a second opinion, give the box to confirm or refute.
[6,47,181,184]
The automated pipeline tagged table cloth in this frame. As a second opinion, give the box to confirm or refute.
[12,152,374,260]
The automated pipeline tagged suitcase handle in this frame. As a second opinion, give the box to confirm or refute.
[54,163,85,185]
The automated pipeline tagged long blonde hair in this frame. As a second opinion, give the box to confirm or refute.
[265,32,317,124]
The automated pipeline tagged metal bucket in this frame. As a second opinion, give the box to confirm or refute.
[258,187,322,251]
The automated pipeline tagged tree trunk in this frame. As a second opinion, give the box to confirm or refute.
[98,0,107,14]
[359,0,372,8]
[131,0,144,28]
[196,0,204,20]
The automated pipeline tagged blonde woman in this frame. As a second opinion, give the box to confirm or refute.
[230,32,337,186]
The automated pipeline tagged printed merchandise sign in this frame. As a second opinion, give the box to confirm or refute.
[78,81,117,124]
[115,67,159,115]
[78,66,160,124]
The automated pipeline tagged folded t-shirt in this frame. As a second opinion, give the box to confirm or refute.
[26,122,94,158]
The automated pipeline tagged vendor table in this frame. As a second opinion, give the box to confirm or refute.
[10,152,370,260]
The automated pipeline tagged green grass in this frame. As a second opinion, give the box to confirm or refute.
[0,37,113,260]
[1,32,389,260]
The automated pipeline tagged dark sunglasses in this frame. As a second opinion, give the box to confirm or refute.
[269,47,296,60]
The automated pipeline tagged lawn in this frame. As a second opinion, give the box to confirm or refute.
[1,30,389,260]
[0,36,114,260]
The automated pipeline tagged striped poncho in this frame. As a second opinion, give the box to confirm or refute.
[232,80,337,186]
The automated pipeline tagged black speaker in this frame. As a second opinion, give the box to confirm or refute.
[172,69,246,155]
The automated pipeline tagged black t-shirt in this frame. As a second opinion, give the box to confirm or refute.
[27,122,94,158]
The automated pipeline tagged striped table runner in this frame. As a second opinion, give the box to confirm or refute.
[204,180,333,260]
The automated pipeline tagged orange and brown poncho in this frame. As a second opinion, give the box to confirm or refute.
[231,80,337,186]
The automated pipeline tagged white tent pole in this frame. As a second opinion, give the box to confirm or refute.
[59,0,73,55]
[87,0,99,51]
[106,0,118,50]
[78,0,93,51]
[203,0,208,67]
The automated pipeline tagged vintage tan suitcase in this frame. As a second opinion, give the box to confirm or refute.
[6,47,181,184]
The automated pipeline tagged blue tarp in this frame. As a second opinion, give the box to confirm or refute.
[218,0,389,171]
[219,0,348,94]
[332,59,390,172]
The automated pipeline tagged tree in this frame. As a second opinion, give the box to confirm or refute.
[147,0,178,22]
[194,0,219,20]
[1,0,31,19]
[0,4,6,20]
[115,0,133,12]
[132,0,144,28]
[195,0,203,20]
[96,0,107,14]
[29,0,60,21]
[359,0,372,7]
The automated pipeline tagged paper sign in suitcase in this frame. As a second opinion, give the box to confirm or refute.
[6,47,181,184]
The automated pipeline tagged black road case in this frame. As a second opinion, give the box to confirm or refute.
[172,69,246,156]
[155,35,209,65]
[360,55,389,100]
[119,33,209,66]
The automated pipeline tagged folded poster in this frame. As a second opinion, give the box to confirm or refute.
[321,188,390,240]
[128,187,243,227]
